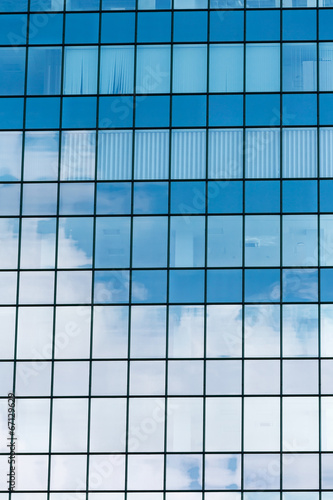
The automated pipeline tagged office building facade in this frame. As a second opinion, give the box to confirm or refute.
[1,0,333,498]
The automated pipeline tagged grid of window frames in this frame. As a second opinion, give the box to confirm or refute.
[1,0,333,499]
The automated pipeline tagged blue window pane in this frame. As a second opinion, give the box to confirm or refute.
[99,96,133,129]
[102,0,135,8]
[282,180,318,213]
[174,11,207,42]
[27,47,62,95]
[0,0,27,11]
[58,217,93,268]
[0,48,25,95]
[136,45,171,94]
[0,98,24,129]
[172,96,206,128]
[95,217,131,268]
[22,183,58,216]
[66,0,100,9]
[101,13,135,43]
[208,181,243,214]
[138,0,172,8]
[132,270,167,303]
[133,182,168,214]
[100,46,134,95]
[64,47,98,95]
[94,271,129,304]
[320,94,333,126]
[26,97,60,129]
[169,270,205,303]
[0,184,20,215]
[211,0,244,6]
[283,43,317,92]
[135,96,170,128]
[246,95,280,127]
[210,11,244,42]
[283,269,318,302]
[246,44,280,92]
[132,217,168,268]
[0,15,27,45]
[173,45,207,93]
[321,269,333,302]
[209,44,243,93]
[245,181,280,213]
[24,131,59,181]
[171,182,205,214]
[59,183,95,215]
[30,0,64,10]
[246,11,280,41]
[29,13,63,44]
[65,13,99,44]
[320,181,333,212]
[319,43,333,92]
[283,10,317,41]
[207,269,242,303]
[283,94,317,126]
[137,12,171,43]
[209,95,243,127]
[0,132,22,181]
[62,97,97,129]
[247,0,280,7]
[245,269,280,303]
[319,10,333,40]
[97,183,131,215]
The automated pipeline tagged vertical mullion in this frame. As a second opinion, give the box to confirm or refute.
[124,2,138,499]
[46,1,66,497]
[279,4,283,500]
[85,1,102,499]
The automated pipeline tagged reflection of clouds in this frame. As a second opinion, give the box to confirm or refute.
[167,455,202,490]
[283,304,318,356]
[282,453,319,490]
[89,455,125,491]
[50,455,86,490]
[243,454,280,490]
[0,131,22,180]
[93,306,128,358]
[127,455,164,490]
[245,305,280,357]
[130,306,166,358]
[15,455,49,490]
[206,305,242,357]
[24,131,59,181]
[206,398,241,452]
[15,398,50,452]
[321,305,333,356]
[0,307,15,359]
[322,454,333,488]
[167,398,202,452]
[0,218,19,267]
[168,306,204,357]
[205,454,241,490]
[283,397,318,451]
[57,222,92,268]
[0,361,13,396]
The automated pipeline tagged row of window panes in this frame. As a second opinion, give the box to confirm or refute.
[1,303,332,359]
[2,452,333,490]
[1,214,333,268]
[2,0,333,12]
[4,128,333,181]
[0,494,330,500]
[1,11,333,46]
[4,358,333,396]
[0,268,333,303]
[2,44,333,96]
[0,179,329,215]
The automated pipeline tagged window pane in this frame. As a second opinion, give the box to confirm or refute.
[136,45,170,94]
[100,46,134,94]
[245,215,280,267]
[283,215,318,267]
[0,47,25,95]
[27,47,62,95]
[208,216,242,267]
[283,128,317,178]
[283,304,318,357]
[173,45,207,93]
[320,43,333,91]
[246,44,280,92]
[283,43,317,92]
[64,47,98,94]
[24,131,59,181]
[209,44,243,93]
[170,216,205,267]
[245,129,280,179]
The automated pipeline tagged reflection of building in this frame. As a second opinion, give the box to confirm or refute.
[1,0,333,498]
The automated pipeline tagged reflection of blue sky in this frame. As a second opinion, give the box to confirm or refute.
[58,217,93,268]
[205,455,241,490]
[94,270,129,304]
[245,269,280,302]
[167,455,202,490]
[283,269,318,302]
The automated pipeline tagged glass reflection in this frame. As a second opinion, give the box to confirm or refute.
[20,218,56,269]
[167,455,202,490]
[244,454,280,490]
[208,216,242,267]
[283,454,319,490]
[245,215,280,267]
[205,455,241,490]
[90,398,126,452]
[128,398,165,452]
[59,182,94,215]
[205,398,241,452]
[283,304,318,356]
[55,306,91,359]
[245,305,280,357]
[58,217,93,268]
[0,184,20,215]
[127,455,164,490]
[283,215,318,266]
[244,397,280,452]
[22,183,58,216]
[168,306,204,358]
[17,306,53,359]
[283,359,318,394]
[206,305,242,358]
[92,361,127,395]
[130,361,165,395]
[167,398,203,452]
[51,398,88,452]
[283,397,318,451]
[53,361,89,396]
[93,306,128,358]
[206,361,242,395]
[170,216,205,267]
[95,217,130,268]
[130,306,166,358]
[168,360,203,395]
[0,218,19,269]
[321,305,333,357]
[0,132,22,181]
[24,131,59,181]
[132,217,168,268]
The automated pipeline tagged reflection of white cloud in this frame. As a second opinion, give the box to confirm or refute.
[206,305,242,357]
[245,305,280,357]
[282,453,319,490]
[244,454,280,490]
[57,225,92,268]
[127,455,164,490]
[169,306,204,357]
[0,218,18,267]
[205,455,241,490]
[50,455,86,490]
[16,455,49,490]
[167,455,202,490]
[283,304,318,356]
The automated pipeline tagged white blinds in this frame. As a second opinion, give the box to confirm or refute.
[63,47,98,95]
[320,128,333,177]
[97,130,133,180]
[61,131,96,180]
[172,129,206,179]
[172,45,207,93]
[136,45,171,94]
[283,128,317,178]
[100,46,134,94]
[245,129,280,178]
[208,129,243,179]
[134,130,169,179]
